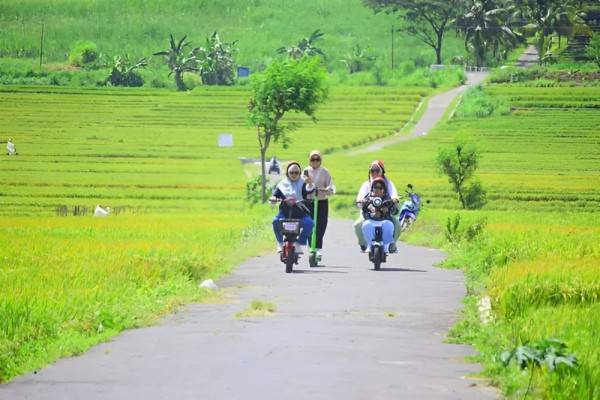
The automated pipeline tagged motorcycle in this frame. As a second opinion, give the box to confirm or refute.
[271,197,310,273]
[398,184,422,232]
[361,197,395,271]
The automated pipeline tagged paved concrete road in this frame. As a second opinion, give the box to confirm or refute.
[0,219,496,400]
[516,45,539,67]
[350,71,488,155]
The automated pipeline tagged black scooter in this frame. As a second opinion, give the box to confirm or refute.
[362,197,395,271]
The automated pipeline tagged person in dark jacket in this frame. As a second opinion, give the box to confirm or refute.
[269,161,314,254]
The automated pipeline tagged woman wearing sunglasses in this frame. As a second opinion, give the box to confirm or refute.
[270,161,315,254]
[354,160,400,252]
[303,150,335,260]
[360,178,396,254]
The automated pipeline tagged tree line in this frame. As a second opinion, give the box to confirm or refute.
[364,0,599,67]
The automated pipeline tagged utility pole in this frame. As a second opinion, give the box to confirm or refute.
[391,25,395,70]
[39,23,45,70]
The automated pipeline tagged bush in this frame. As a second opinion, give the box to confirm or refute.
[246,176,262,204]
[464,180,487,209]
[488,65,546,83]
[106,70,144,87]
[69,41,99,67]
[455,85,508,118]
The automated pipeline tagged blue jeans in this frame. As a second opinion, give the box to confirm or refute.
[273,213,314,245]
[362,219,394,252]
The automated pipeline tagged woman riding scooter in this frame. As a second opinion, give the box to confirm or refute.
[360,178,396,254]
[354,160,400,252]
[270,162,314,254]
[303,150,335,262]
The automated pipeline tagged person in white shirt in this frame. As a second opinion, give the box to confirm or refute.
[303,150,335,259]
[354,160,401,252]
[6,138,17,155]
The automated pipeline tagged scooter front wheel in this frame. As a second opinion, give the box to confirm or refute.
[372,245,381,271]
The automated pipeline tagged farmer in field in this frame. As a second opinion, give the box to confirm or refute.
[6,138,17,155]
[270,161,314,254]
[303,150,335,260]
[354,160,401,252]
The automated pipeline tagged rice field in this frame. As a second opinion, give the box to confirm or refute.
[1,78,599,397]
[0,85,426,215]
[352,84,600,399]
[0,83,426,381]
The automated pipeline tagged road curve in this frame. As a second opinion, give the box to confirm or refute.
[0,219,496,400]
[350,71,488,155]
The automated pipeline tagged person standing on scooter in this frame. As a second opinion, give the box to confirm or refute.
[270,162,314,255]
[361,178,396,254]
[354,160,400,252]
[303,150,335,261]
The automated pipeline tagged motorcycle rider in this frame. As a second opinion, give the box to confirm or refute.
[270,161,314,254]
[360,178,396,254]
[354,160,401,252]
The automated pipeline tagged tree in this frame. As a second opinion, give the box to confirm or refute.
[248,57,328,202]
[277,29,326,59]
[341,45,378,73]
[104,55,148,87]
[364,0,462,65]
[587,34,600,69]
[456,0,517,67]
[153,34,199,91]
[513,0,575,63]
[437,141,486,209]
[197,31,238,85]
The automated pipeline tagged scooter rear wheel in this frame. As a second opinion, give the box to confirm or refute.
[308,252,317,268]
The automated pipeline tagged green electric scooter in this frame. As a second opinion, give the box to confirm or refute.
[308,192,321,268]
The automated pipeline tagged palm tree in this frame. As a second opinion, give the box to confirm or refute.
[277,29,326,59]
[457,0,515,67]
[153,34,199,91]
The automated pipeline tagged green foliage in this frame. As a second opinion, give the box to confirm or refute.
[488,65,547,83]
[104,56,148,87]
[456,0,518,67]
[587,34,600,69]
[277,29,325,59]
[501,338,578,399]
[340,44,377,74]
[455,85,508,118]
[246,176,262,204]
[364,0,462,64]
[445,214,462,243]
[153,34,199,91]
[197,32,238,86]
[68,40,99,67]
[437,141,485,209]
[249,56,329,201]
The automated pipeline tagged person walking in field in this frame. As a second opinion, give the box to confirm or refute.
[303,150,335,261]
[354,160,400,252]
[6,138,17,155]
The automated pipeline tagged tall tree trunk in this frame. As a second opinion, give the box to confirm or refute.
[260,147,267,203]
[175,70,186,91]
[435,33,443,64]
